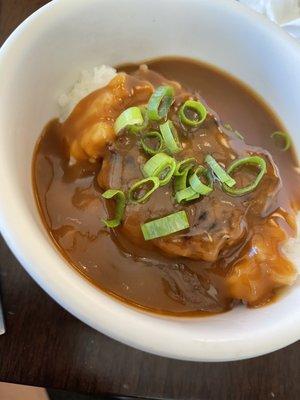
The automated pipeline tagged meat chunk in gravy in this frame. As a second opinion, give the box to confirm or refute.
[96,67,297,306]
[98,113,281,263]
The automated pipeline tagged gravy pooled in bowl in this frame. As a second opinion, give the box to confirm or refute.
[33,57,300,315]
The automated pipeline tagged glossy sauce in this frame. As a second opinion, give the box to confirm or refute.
[33,58,300,315]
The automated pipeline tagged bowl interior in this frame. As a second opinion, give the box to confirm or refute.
[0,0,300,361]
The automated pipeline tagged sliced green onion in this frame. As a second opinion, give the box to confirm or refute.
[160,120,182,154]
[114,107,144,134]
[147,86,175,121]
[223,156,267,196]
[179,100,207,127]
[128,177,160,204]
[174,158,196,176]
[224,123,244,140]
[128,106,149,134]
[175,187,199,203]
[234,130,244,140]
[205,155,236,188]
[102,189,126,228]
[142,153,176,186]
[174,163,195,192]
[189,166,213,195]
[141,211,190,240]
[271,131,291,151]
[140,131,164,155]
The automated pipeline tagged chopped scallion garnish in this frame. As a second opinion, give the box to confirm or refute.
[114,107,144,134]
[271,131,291,151]
[128,177,160,204]
[141,211,190,240]
[174,163,195,192]
[102,189,126,228]
[179,100,207,127]
[174,158,196,176]
[147,86,175,121]
[128,106,149,134]
[222,156,267,196]
[189,166,213,195]
[224,123,244,140]
[175,187,199,203]
[142,153,176,186]
[205,155,236,188]
[160,120,182,154]
[141,131,164,155]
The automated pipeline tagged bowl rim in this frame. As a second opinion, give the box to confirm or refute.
[0,0,300,362]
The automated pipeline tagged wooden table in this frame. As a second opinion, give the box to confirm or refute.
[0,1,299,399]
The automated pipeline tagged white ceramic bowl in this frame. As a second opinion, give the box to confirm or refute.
[0,0,300,362]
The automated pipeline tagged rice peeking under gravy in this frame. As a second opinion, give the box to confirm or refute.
[58,65,117,122]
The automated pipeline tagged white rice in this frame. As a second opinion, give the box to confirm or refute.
[58,65,117,122]
[283,213,300,272]
[57,65,300,275]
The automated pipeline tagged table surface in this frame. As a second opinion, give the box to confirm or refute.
[0,1,300,399]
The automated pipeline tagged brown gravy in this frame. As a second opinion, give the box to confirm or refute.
[33,57,300,315]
